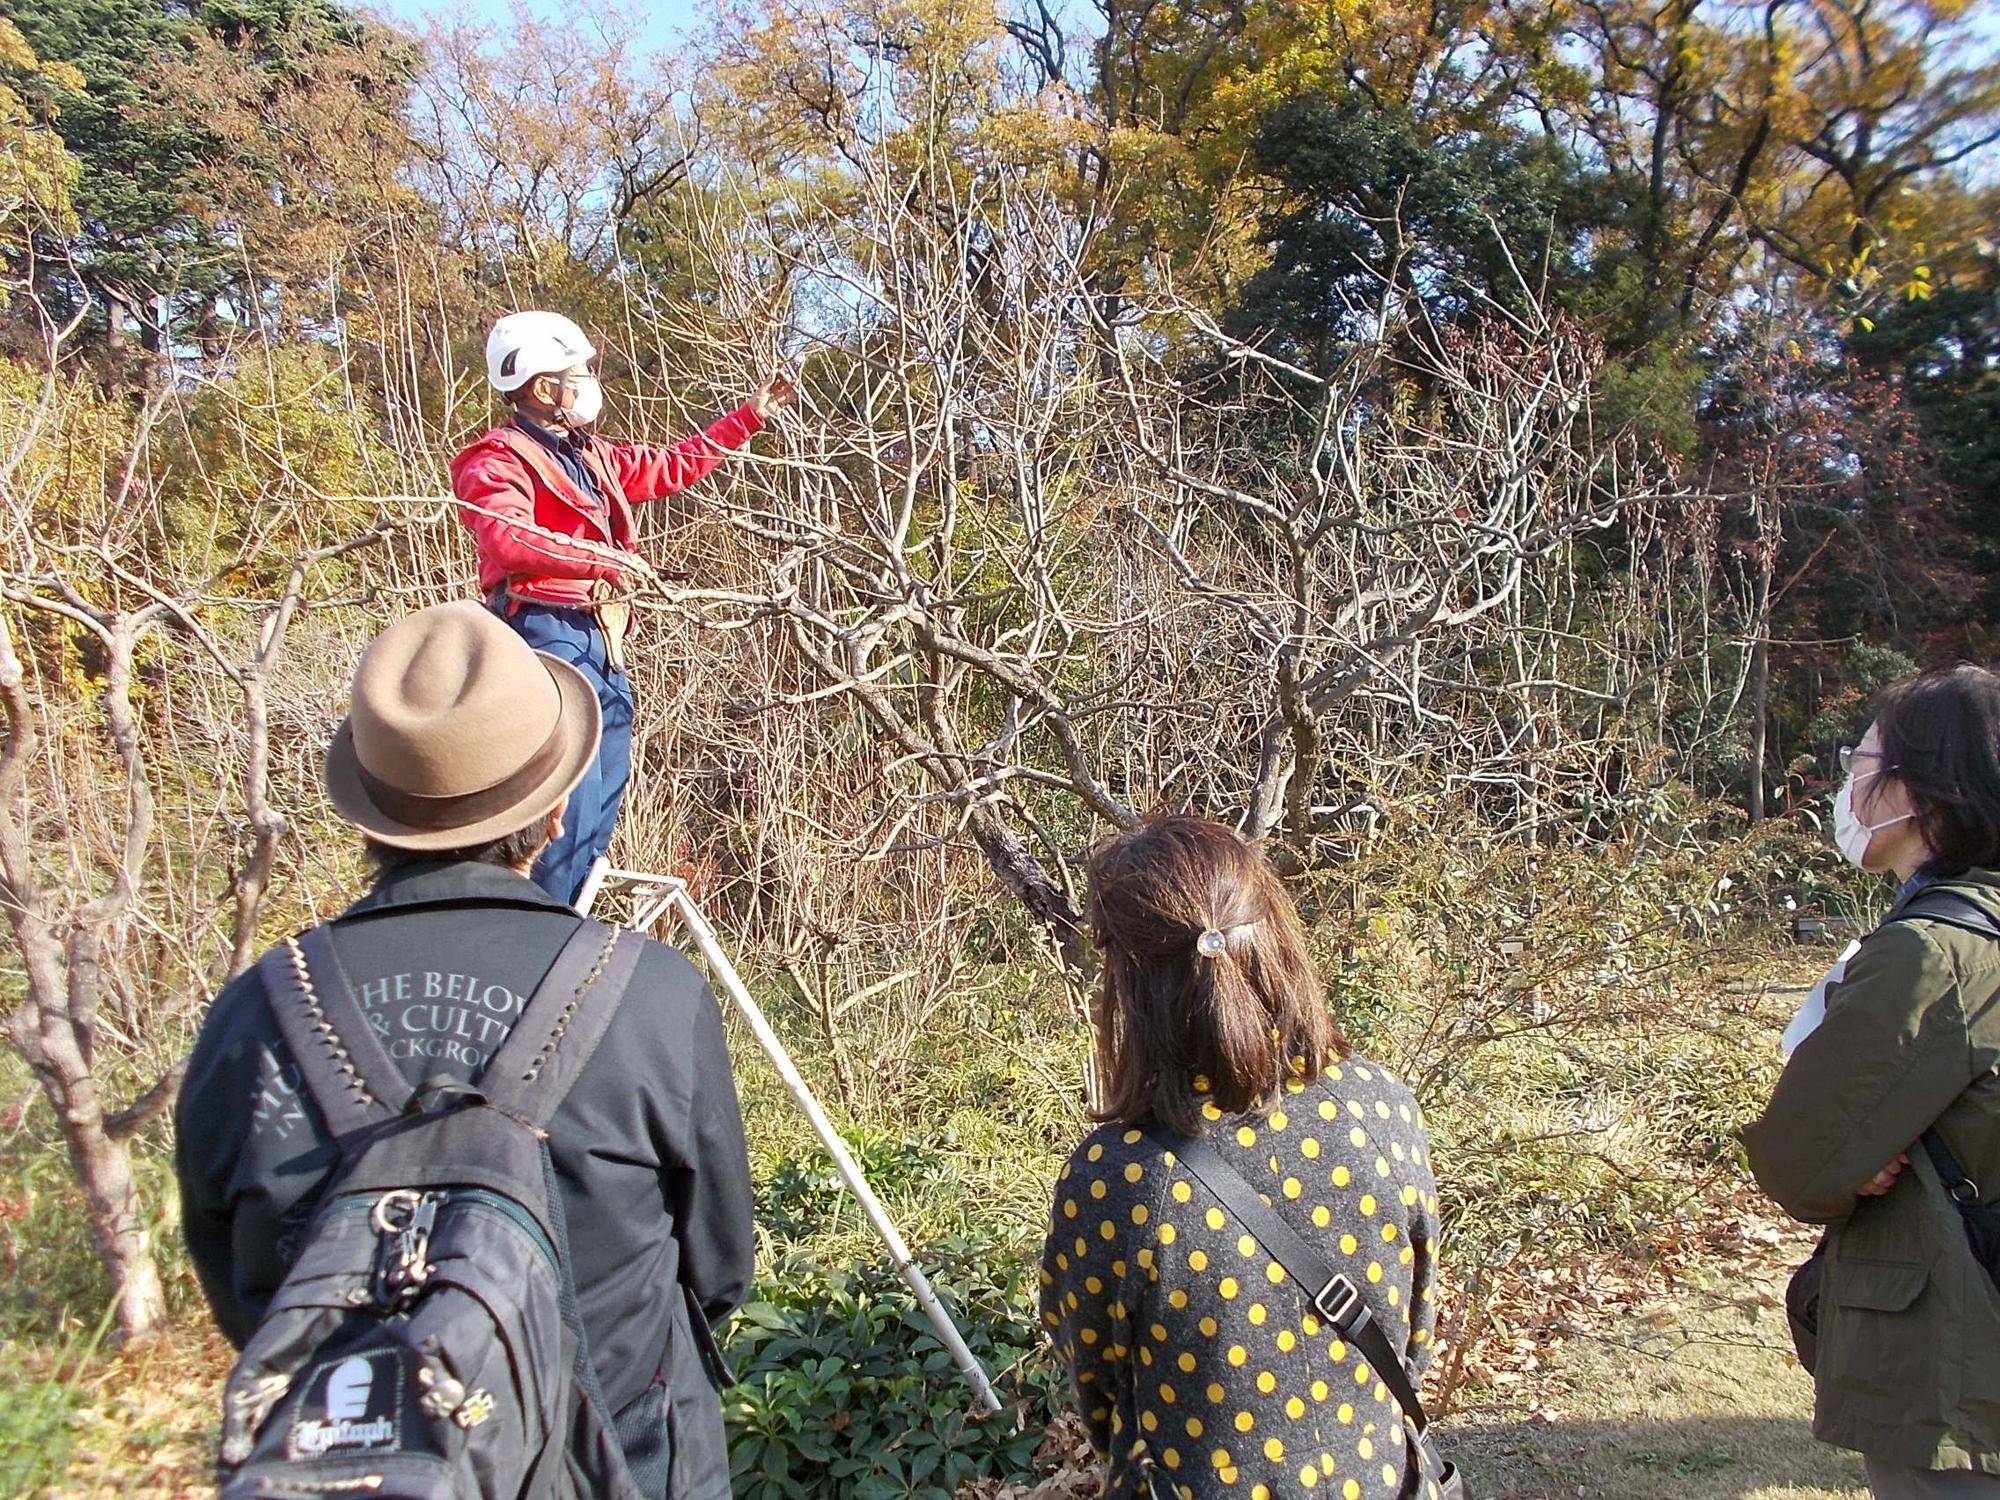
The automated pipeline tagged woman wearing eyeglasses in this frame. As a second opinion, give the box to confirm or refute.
[1747,665,2000,1498]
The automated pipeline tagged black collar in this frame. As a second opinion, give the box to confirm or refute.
[340,860,575,921]
[511,412,589,454]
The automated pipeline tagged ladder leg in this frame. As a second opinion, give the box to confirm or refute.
[574,857,613,917]
[667,885,1005,1417]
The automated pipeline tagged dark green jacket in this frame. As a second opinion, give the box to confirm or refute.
[1746,869,2000,1471]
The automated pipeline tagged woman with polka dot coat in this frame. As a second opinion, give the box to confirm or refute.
[1040,815,1445,1500]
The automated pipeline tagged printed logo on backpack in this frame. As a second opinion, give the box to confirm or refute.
[288,1353,406,1460]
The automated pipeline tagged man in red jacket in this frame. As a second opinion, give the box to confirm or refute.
[452,310,793,904]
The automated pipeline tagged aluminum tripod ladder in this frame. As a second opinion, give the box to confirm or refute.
[576,861,1004,1417]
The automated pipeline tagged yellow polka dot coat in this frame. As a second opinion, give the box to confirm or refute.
[1039,1058,1441,1500]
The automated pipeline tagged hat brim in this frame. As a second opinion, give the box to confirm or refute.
[324,652,603,852]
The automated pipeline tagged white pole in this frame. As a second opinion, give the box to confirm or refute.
[586,871,1005,1418]
[573,856,612,919]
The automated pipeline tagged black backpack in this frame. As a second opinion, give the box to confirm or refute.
[214,916,647,1500]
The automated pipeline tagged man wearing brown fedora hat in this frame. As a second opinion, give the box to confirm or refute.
[176,602,756,1500]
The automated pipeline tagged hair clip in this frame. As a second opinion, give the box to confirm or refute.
[1196,928,1229,958]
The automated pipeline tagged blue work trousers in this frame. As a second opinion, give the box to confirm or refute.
[500,602,634,907]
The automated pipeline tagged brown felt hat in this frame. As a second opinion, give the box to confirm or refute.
[325,601,601,850]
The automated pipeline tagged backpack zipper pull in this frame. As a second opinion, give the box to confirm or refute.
[370,1189,441,1304]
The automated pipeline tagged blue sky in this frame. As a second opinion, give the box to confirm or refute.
[370,0,1998,131]
[375,0,2000,72]
[369,0,703,51]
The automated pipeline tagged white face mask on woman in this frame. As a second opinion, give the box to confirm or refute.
[1833,767,1913,868]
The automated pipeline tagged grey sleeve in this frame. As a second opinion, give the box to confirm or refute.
[667,975,757,1325]
[1039,1134,1151,1458]
[1402,1099,1442,1377]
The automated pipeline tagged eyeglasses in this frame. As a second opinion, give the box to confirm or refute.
[1838,745,1887,774]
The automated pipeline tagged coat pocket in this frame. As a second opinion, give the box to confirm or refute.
[1832,1257,1929,1313]
[1817,1257,1937,1421]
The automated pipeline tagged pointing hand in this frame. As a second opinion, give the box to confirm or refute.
[753,371,797,417]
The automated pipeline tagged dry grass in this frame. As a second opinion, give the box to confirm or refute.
[1445,978,1865,1500]
[55,1330,232,1499]
[2,1322,228,1499]
[1451,1228,1865,1500]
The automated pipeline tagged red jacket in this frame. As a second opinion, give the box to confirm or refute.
[450,405,765,609]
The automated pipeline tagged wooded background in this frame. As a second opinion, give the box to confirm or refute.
[0,0,1993,1460]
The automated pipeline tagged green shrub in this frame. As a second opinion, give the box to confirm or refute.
[756,1130,945,1242]
[721,1229,1062,1500]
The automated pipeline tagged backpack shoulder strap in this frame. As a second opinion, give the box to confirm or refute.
[1920,1129,1984,1204]
[1142,1125,1436,1436]
[1890,890,1998,1203]
[258,923,411,1135]
[1893,889,2000,941]
[480,918,644,1128]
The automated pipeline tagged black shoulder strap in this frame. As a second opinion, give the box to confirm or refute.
[480,918,644,1128]
[1895,889,2000,941]
[1142,1125,1435,1436]
[1921,1130,1984,1204]
[260,923,412,1135]
[1891,890,1999,1203]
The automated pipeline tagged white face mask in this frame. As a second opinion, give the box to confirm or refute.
[1833,767,1913,868]
[553,374,602,430]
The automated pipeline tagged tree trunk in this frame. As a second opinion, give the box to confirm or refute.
[198,302,225,369]
[0,612,169,1342]
[965,802,1087,973]
[4,923,171,1342]
[3,917,170,1340]
[1747,633,1769,824]
[61,1110,168,1339]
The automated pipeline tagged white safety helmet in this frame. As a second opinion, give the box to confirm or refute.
[484,311,596,393]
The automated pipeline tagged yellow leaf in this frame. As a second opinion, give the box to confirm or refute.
[0,19,34,72]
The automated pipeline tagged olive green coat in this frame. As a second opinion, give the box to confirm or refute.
[1745,870,2000,1472]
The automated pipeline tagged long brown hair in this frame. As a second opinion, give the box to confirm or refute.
[1088,813,1342,1136]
